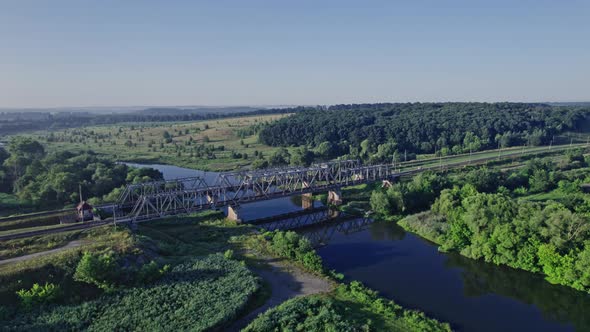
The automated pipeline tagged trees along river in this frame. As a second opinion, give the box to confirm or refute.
[132,162,590,332]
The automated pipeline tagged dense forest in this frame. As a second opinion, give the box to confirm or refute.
[371,151,590,293]
[0,137,162,209]
[260,103,590,160]
[0,107,308,135]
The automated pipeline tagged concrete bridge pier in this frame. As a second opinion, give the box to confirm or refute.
[301,181,315,209]
[227,205,242,223]
[327,190,343,206]
[301,193,315,209]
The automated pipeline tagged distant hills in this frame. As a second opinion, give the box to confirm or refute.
[0,105,295,115]
[136,106,262,116]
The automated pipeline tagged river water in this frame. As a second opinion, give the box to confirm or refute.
[128,163,590,332]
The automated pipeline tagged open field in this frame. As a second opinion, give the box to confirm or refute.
[29,114,291,171]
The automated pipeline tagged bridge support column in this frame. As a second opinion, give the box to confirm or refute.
[301,181,315,209]
[327,190,343,206]
[227,205,242,223]
[382,179,394,188]
[301,193,315,209]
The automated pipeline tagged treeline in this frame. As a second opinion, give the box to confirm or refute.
[260,103,590,159]
[0,137,162,208]
[0,107,309,135]
[372,151,590,293]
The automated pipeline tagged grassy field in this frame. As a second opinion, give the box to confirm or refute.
[24,111,589,174]
[0,212,263,331]
[30,114,290,171]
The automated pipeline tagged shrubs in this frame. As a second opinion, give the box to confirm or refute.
[266,231,324,273]
[74,251,120,291]
[16,283,61,309]
[135,261,170,285]
[243,296,360,332]
[5,254,260,331]
[244,282,452,332]
[398,212,448,244]
[224,249,235,260]
[336,281,453,332]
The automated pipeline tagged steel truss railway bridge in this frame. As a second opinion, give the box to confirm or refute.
[113,159,399,223]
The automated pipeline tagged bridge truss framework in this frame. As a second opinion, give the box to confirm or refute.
[114,160,398,222]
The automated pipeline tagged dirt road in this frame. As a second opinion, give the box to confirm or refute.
[0,240,82,265]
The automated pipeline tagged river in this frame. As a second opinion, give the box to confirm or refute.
[128,163,590,332]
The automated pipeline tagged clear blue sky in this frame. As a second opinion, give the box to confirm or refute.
[1,0,588,108]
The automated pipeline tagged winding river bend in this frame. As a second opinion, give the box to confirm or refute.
[129,163,590,332]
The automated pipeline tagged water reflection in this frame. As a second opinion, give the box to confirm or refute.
[313,220,587,332]
[446,253,590,331]
[299,217,375,246]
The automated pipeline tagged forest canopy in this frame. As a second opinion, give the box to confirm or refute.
[0,137,163,208]
[259,103,590,157]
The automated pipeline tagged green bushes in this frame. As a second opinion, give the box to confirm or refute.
[243,295,361,332]
[398,212,448,244]
[4,254,260,331]
[135,261,170,285]
[400,181,590,293]
[16,283,61,309]
[244,281,452,332]
[336,281,452,332]
[266,230,324,273]
[224,248,235,260]
[370,172,449,217]
[74,251,120,292]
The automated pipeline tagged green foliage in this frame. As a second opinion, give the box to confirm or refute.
[244,281,452,332]
[0,139,163,207]
[224,248,235,260]
[463,167,501,192]
[398,212,449,244]
[243,295,360,332]
[135,261,170,285]
[251,158,269,169]
[403,169,590,293]
[5,254,260,331]
[290,146,315,166]
[268,147,290,166]
[260,103,587,155]
[371,172,449,217]
[16,283,61,309]
[74,251,120,292]
[370,190,392,216]
[338,281,453,332]
[266,230,324,273]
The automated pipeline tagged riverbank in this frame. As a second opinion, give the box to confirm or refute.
[0,211,452,331]
[240,230,453,331]
[398,208,590,295]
